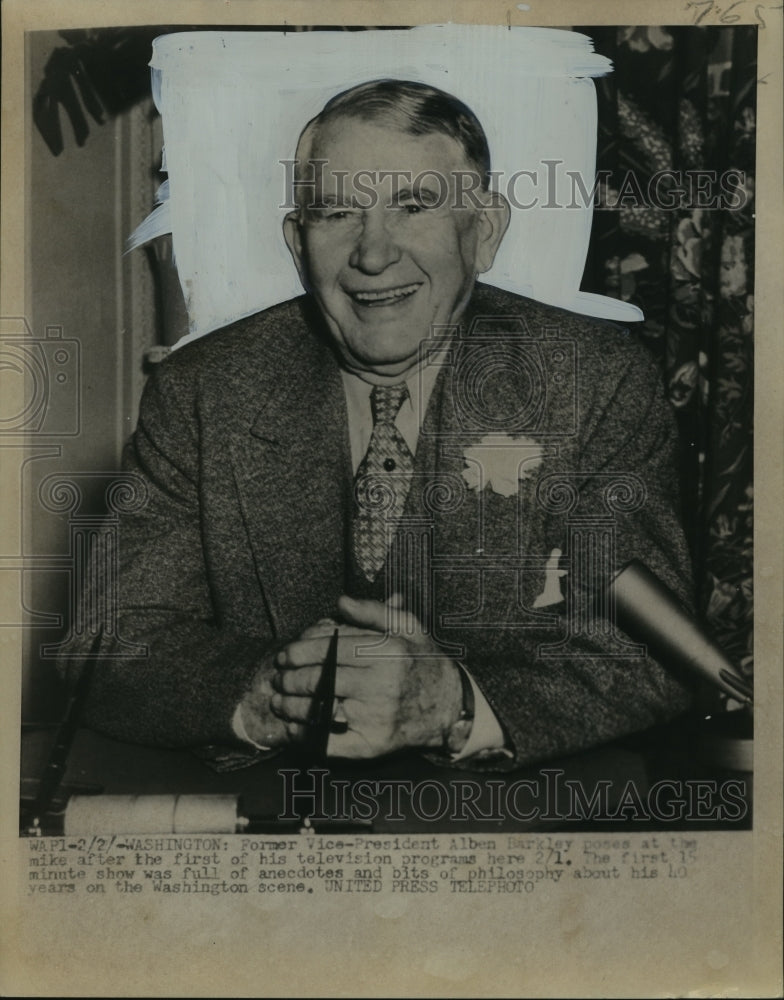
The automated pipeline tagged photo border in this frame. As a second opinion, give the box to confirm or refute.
[2,2,781,996]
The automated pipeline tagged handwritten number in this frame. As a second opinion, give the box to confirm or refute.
[687,0,715,25]
[757,2,784,25]
[686,0,782,26]
[720,0,744,20]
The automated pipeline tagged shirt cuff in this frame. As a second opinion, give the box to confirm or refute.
[451,670,512,761]
[231,703,271,750]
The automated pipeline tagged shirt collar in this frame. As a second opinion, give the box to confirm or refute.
[339,340,451,425]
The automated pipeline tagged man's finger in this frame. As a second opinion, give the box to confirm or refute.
[277,633,384,669]
[338,594,421,635]
[270,692,313,723]
[299,619,339,639]
[271,667,318,694]
[299,622,377,641]
[274,665,359,699]
[326,727,381,759]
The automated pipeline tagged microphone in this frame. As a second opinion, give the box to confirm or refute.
[607,560,753,705]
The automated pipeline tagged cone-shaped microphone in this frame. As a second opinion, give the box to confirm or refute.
[608,560,753,704]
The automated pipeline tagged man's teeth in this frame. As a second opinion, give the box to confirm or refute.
[352,284,419,302]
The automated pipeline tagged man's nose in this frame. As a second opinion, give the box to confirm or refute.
[349,208,402,273]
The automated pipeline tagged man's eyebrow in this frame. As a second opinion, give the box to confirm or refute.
[310,193,350,207]
[304,194,356,212]
[393,185,444,205]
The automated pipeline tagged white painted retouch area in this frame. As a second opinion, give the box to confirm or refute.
[128,25,644,346]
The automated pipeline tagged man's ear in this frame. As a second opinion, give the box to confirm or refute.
[283,211,308,286]
[474,191,511,275]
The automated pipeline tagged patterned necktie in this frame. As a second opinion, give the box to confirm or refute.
[352,383,416,581]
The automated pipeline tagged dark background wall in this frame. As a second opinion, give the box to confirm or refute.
[22,30,162,718]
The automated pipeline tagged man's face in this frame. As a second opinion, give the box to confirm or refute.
[284,117,508,379]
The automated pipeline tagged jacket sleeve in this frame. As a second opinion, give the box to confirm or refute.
[55,360,276,747]
[457,343,695,770]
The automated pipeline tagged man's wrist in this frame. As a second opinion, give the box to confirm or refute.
[235,653,287,747]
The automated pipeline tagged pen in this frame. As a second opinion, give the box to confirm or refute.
[308,626,340,761]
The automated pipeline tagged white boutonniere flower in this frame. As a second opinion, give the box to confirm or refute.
[461,434,545,497]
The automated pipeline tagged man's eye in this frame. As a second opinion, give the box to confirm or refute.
[397,195,440,213]
[309,207,356,221]
[395,201,429,214]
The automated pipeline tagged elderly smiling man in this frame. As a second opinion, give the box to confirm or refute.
[62,79,693,768]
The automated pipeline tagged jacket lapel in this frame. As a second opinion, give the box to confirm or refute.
[229,322,352,639]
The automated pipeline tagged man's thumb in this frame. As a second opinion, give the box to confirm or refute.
[337,595,389,631]
[338,594,420,635]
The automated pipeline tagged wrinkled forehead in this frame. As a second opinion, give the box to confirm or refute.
[298,115,478,197]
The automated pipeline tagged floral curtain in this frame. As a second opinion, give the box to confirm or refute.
[577,25,756,684]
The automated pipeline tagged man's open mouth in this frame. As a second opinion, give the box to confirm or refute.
[348,283,421,306]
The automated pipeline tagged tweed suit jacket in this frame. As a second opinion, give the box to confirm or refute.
[65,284,693,766]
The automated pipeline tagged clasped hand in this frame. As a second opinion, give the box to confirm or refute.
[268,594,463,758]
